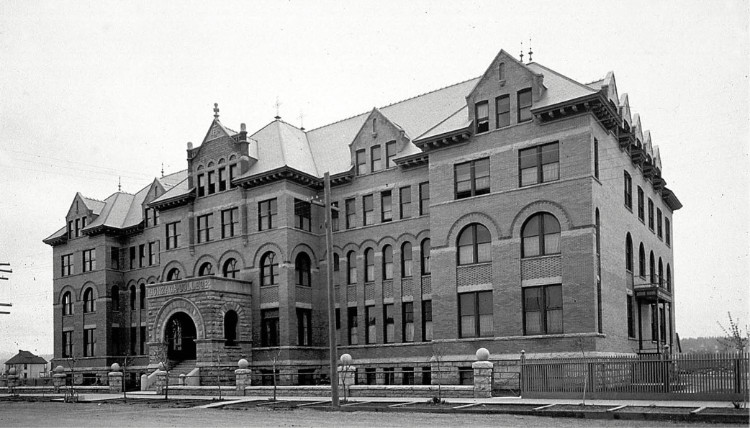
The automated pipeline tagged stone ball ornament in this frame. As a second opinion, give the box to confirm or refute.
[54,365,64,374]
[476,348,490,361]
[111,363,121,372]
[8,367,16,376]
[340,353,353,365]
[238,358,249,369]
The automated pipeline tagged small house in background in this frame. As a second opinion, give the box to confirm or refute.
[5,350,49,379]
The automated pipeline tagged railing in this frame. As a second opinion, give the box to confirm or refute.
[521,352,749,401]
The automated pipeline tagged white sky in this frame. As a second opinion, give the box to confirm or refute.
[1,0,748,354]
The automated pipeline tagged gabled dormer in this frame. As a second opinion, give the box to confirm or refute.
[619,94,632,131]
[141,179,166,228]
[466,50,544,135]
[349,108,410,176]
[64,192,101,240]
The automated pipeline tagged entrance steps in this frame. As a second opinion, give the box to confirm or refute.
[167,360,197,385]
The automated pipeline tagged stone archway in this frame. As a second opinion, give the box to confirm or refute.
[164,312,197,361]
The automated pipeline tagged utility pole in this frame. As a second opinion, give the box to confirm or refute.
[0,262,11,314]
[309,174,339,408]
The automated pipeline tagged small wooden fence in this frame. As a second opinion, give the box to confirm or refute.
[521,352,749,401]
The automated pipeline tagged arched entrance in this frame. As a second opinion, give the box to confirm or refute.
[164,312,197,361]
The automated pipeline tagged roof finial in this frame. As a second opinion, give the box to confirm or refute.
[274,97,282,120]
[519,40,524,62]
[161,162,164,178]
[528,37,533,62]
[298,110,305,131]
[118,176,121,192]
[213,103,220,119]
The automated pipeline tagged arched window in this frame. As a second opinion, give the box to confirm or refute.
[139,284,146,310]
[625,233,633,272]
[261,252,279,286]
[498,62,506,80]
[83,288,94,313]
[521,213,560,258]
[198,262,213,277]
[223,258,239,279]
[166,268,181,281]
[295,253,312,286]
[401,242,413,278]
[666,264,672,291]
[62,291,73,315]
[111,285,120,311]
[638,244,645,277]
[649,251,655,284]
[224,310,238,346]
[129,285,136,310]
[658,258,663,287]
[421,239,431,275]
[347,251,357,285]
[458,223,491,265]
[364,248,374,282]
[382,245,393,280]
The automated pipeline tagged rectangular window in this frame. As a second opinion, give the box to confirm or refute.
[383,304,394,343]
[356,149,367,175]
[519,142,559,186]
[399,186,411,219]
[197,214,213,243]
[62,331,73,358]
[130,326,137,355]
[365,368,376,385]
[381,191,392,222]
[110,247,119,270]
[68,221,74,239]
[648,198,654,230]
[475,100,489,133]
[345,198,356,229]
[139,244,146,268]
[207,170,216,194]
[145,208,152,227]
[402,367,414,385]
[657,209,663,238]
[383,368,395,385]
[665,218,671,246]
[366,305,377,344]
[261,309,279,347]
[419,182,430,215]
[459,291,493,338]
[363,195,374,226]
[422,300,433,341]
[229,163,238,188]
[348,307,358,345]
[166,222,179,250]
[627,295,635,338]
[517,88,532,122]
[218,167,227,192]
[258,199,278,231]
[371,145,382,172]
[197,173,206,197]
[140,326,147,355]
[335,308,341,345]
[81,216,86,230]
[221,207,239,238]
[523,284,563,335]
[422,366,431,385]
[154,209,159,225]
[386,141,397,168]
[496,95,510,128]
[594,138,599,179]
[75,218,81,237]
[637,187,644,221]
[61,254,73,277]
[83,328,95,357]
[148,242,156,266]
[296,308,312,346]
[129,246,136,269]
[294,199,312,231]
[459,367,474,385]
[331,201,340,232]
[624,172,633,209]
[455,157,490,199]
[82,249,96,272]
[402,302,414,342]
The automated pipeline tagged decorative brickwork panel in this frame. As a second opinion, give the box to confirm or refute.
[521,256,562,280]
[402,277,413,297]
[365,283,375,301]
[347,285,357,303]
[456,263,492,287]
[383,280,393,299]
[335,286,341,301]
[421,275,431,295]
[260,286,279,304]
[297,286,312,303]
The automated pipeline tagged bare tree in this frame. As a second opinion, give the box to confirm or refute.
[717,312,749,352]
[577,338,588,405]
[121,353,132,401]
[64,357,79,403]
[430,342,449,403]
[152,340,171,400]
[270,348,283,401]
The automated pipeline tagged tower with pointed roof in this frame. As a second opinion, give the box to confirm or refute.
[44,49,681,388]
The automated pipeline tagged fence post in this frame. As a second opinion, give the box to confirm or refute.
[519,350,525,396]
[52,365,66,393]
[108,363,123,393]
[472,348,493,398]
[235,359,251,396]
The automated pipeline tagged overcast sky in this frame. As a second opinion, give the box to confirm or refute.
[1,1,748,355]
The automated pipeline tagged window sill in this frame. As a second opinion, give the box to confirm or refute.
[519,178,561,190]
[625,206,633,213]
[521,253,561,261]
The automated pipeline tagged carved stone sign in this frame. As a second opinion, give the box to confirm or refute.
[147,279,210,298]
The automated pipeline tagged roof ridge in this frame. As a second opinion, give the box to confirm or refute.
[415,105,467,140]
[307,76,481,133]
[528,62,598,94]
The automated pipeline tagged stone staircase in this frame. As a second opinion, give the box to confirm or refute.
[166,359,196,385]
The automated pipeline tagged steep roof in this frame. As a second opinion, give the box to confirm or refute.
[5,350,47,365]
[526,62,598,109]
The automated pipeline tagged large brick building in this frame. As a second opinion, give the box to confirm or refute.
[44,49,681,385]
